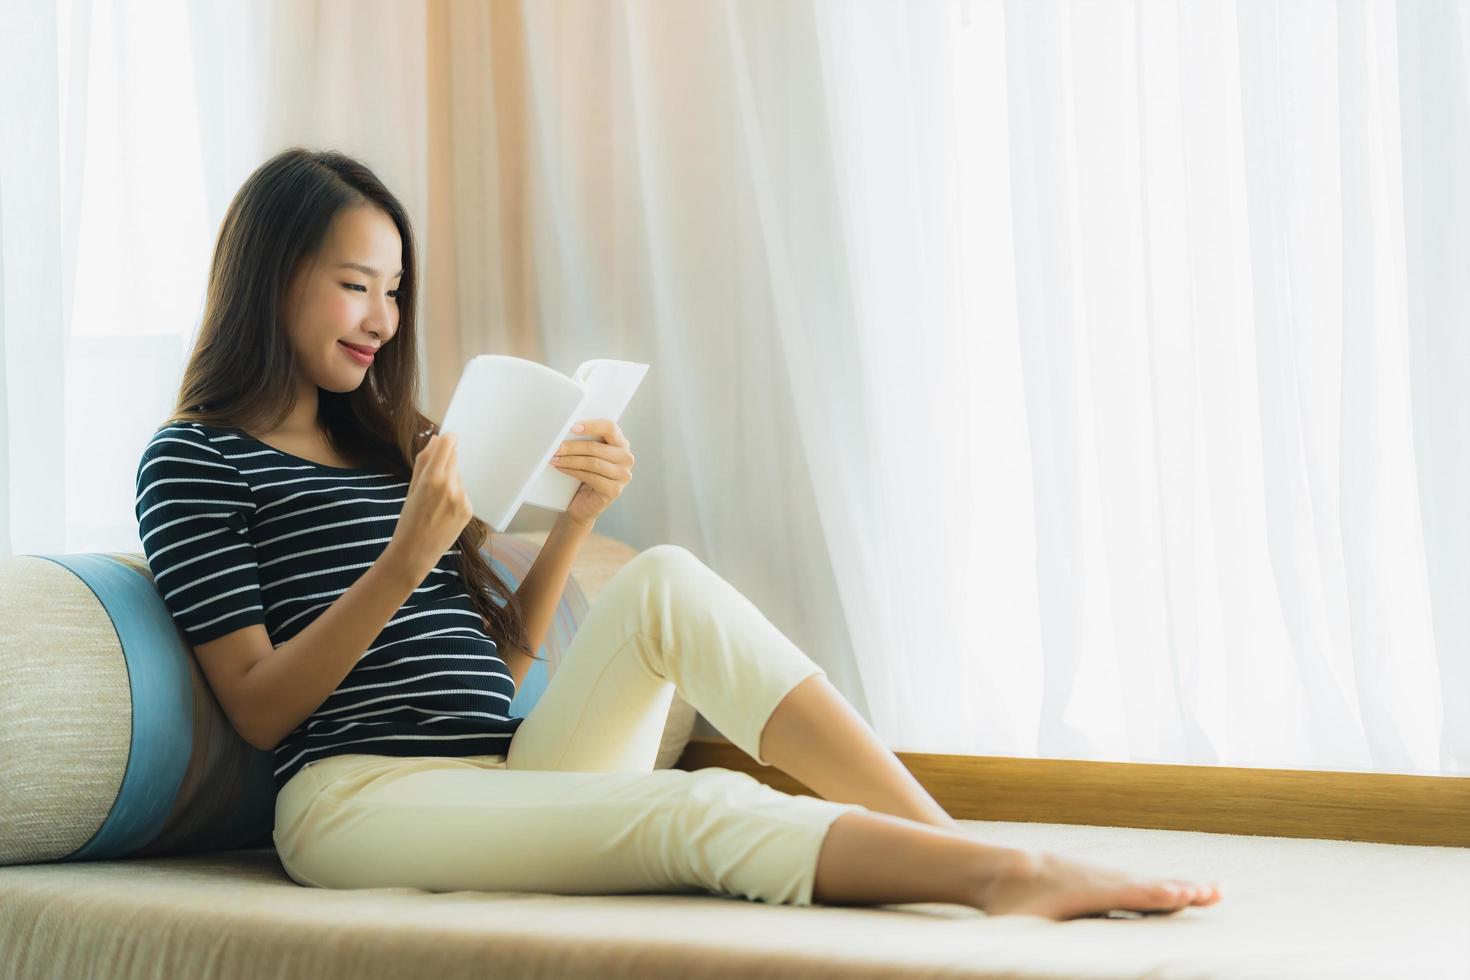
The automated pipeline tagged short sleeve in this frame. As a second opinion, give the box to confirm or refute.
[134,423,267,645]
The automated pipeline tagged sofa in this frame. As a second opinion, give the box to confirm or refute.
[2,530,1467,979]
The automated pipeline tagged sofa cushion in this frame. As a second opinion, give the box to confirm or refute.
[0,531,696,867]
[1,818,1464,979]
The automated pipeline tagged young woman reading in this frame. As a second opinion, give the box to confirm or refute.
[133,146,1221,920]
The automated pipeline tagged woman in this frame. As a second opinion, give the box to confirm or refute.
[133,147,1221,920]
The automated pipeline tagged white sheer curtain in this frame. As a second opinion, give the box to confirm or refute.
[0,0,431,556]
[807,0,1461,773]
[474,0,1466,774]
[811,0,1468,775]
[1,0,1463,776]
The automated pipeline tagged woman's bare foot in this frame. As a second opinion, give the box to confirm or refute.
[974,849,1223,921]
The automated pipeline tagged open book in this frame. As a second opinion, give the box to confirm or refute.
[438,355,650,531]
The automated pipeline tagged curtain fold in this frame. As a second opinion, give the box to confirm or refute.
[0,0,67,558]
[1394,0,1470,776]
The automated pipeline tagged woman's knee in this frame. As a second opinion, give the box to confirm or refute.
[633,543,701,571]
[620,543,706,586]
[668,767,771,825]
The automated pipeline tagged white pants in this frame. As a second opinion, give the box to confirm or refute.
[273,544,866,906]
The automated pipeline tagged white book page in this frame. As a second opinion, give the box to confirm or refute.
[520,359,650,513]
[440,355,584,531]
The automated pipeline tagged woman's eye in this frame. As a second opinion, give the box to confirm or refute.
[343,283,399,300]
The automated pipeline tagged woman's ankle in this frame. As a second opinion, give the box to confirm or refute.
[967,847,1042,912]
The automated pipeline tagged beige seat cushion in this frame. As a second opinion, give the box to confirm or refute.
[0,817,1461,979]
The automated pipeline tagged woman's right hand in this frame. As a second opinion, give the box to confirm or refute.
[387,432,474,579]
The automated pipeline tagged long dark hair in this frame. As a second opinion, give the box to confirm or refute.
[164,146,537,667]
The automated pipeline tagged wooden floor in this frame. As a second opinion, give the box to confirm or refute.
[674,736,1470,847]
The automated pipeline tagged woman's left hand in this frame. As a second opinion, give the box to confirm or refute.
[550,419,635,530]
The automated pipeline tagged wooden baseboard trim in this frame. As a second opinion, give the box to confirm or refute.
[673,736,1469,847]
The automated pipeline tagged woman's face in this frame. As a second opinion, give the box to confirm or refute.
[281,204,403,394]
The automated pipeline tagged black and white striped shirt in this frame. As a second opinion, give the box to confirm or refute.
[134,421,524,793]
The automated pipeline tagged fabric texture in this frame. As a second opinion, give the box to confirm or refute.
[273,544,864,907]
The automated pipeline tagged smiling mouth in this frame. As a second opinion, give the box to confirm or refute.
[339,341,376,364]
